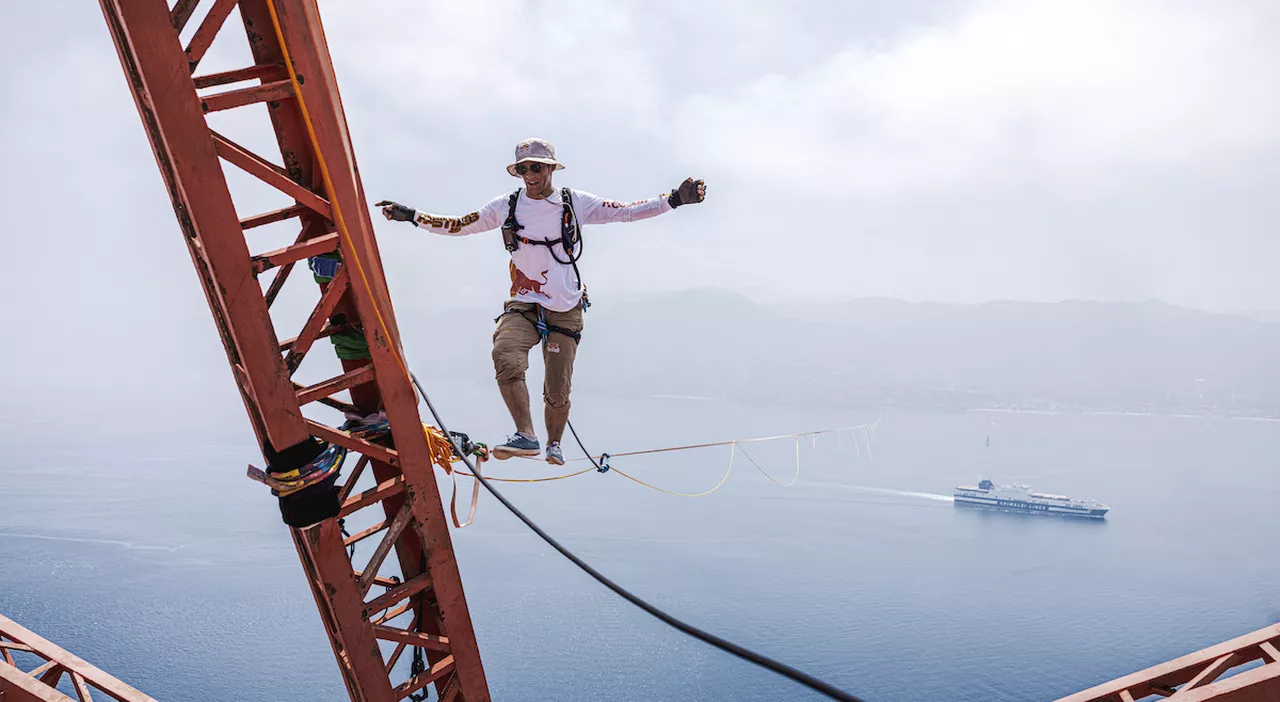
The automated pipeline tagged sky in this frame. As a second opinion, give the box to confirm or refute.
[2,0,1279,353]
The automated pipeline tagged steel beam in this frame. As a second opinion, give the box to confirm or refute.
[192,62,287,90]
[98,1,491,699]
[200,79,295,113]
[0,615,154,702]
[1056,623,1280,702]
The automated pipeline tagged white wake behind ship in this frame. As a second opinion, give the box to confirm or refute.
[953,479,1109,519]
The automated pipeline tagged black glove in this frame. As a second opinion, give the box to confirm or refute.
[375,200,416,223]
[667,178,706,208]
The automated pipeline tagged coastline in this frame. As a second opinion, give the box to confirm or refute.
[964,407,1280,422]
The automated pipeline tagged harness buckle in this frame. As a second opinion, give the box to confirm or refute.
[501,191,523,252]
[535,307,551,341]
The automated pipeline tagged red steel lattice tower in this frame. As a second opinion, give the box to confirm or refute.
[96,1,490,700]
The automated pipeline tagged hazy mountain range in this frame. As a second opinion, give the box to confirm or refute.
[399,289,1280,418]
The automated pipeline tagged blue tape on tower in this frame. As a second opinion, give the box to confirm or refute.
[309,255,341,280]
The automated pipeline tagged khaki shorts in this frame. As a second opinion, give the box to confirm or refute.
[492,301,583,408]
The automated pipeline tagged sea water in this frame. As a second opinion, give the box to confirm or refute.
[2,384,1277,701]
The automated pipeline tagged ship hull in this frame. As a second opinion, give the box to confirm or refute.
[953,494,1108,519]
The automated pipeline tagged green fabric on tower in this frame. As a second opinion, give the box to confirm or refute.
[330,330,370,360]
[307,254,365,358]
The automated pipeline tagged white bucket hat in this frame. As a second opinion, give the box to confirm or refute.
[507,137,565,176]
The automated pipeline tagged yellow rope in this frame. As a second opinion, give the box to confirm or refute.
[454,467,597,484]
[265,1,412,381]
[420,423,480,527]
[735,439,801,488]
[421,424,462,472]
[558,419,880,462]
[466,420,878,496]
[606,443,736,497]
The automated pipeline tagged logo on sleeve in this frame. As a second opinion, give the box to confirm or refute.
[416,211,480,233]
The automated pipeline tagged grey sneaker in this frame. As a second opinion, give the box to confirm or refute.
[545,442,565,466]
[492,433,540,460]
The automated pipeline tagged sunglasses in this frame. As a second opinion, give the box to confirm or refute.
[515,163,545,175]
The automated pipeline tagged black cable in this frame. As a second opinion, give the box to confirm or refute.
[565,418,602,471]
[338,517,355,559]
[409,372,866,702]
[548,186,584,267]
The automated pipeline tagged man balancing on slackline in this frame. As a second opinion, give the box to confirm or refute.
[376,137,706,465]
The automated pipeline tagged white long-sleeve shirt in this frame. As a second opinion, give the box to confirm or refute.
[412,188,672,312]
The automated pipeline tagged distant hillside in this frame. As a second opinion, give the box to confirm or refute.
[1242,309,1280,325]
[399,289,1280,417]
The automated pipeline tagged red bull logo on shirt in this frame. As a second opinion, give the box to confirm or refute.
[509,263,551,299]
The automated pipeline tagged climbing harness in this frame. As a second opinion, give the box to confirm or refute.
[494,303,583,347]
[501,186,591,310]
[501,187,581,262]
[534,305,580,344]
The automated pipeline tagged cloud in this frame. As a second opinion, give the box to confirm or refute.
[326,1,666,147]
[674,0,1280,200]
[3,0,1278,322]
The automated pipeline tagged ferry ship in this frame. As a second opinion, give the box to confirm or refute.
[953,479,1109,519]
